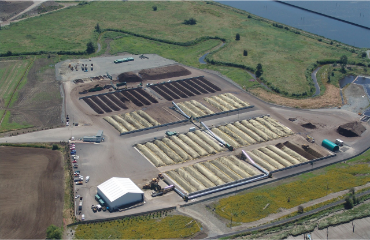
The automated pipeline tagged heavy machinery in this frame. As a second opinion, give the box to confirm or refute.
[306,135,315,143]
[201,122,234,151]
[302,144,310,149]
[166,131,177,137]
[143,174,164,190]
[151,185,175,197]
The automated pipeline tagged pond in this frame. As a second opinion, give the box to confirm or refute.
[339,75,356,88]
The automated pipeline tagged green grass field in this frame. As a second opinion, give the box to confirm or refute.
[74,214,200,239]
[215,149,370,223]
[0,59,34,132]
[0,60,30,108]
[0,1,366,96]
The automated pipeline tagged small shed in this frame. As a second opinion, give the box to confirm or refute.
[83,130,104,143]
[97,177,144,211]
[322,139,339,152]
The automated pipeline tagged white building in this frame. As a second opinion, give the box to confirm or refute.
[97,177,144,210]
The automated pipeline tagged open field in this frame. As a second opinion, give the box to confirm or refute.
[214,149,370,223]
[73,213,201,239]
[0,1,366,97]
[0,56,63,134]
[0,59,30,108]
[0,146,64,239]
[0,1,33,21]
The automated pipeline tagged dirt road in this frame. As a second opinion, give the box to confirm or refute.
[0,146,64,239]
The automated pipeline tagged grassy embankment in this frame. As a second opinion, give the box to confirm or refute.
[215,149,370,223]
[0,1,366,97]
[74,214,200,239]
[0,59,33,132]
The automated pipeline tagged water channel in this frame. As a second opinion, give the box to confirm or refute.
[218,1,370,48]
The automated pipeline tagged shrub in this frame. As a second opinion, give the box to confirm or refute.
[243,50,248,56]
[183,18,197,25]
[235,33,240,41]
[318,39,322,42]
[86,41,95,54]
[344,196,354,209]
[52,144,59,150]
[298,205,304,213]
[152,6,157,11]
[248,15,252,18]
[95,23,101,33]
[46,225,62,239]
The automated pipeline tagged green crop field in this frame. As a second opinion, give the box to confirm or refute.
[215,149,370,223]
[74,214,200,239]
[0,1,365,96]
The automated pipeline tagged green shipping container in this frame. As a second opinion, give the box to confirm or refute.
[322,139,339,152]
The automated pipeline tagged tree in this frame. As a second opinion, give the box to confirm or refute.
[235,33,240,41]
[340,55,348,68]
[52,144,59,150]
[361,52,367,58]
[183,18,197,25]
[95,23,101,33]
[243,50,248,56]
[6,51,12,56]
[46,225,62,239]
[255,63,263,78]
[152,5,157,11]
[86,41,95,54]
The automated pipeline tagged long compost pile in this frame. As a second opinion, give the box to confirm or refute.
[103,110,160,134]
[176,100,214,118]
[204,93,250,112]
[136,116,294,167]
[166,142,314,194]
[165,155,261,194]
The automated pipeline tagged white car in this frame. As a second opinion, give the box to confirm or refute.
[81,214,85,221]
[85,176,90,183]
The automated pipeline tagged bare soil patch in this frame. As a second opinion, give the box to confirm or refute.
[0,146,64,239]
[139,65,191,80]
[0,1,33,21]
[250,84,343,109]
[13,1,63,20]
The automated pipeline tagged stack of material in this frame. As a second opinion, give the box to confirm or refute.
[337,122,366,137]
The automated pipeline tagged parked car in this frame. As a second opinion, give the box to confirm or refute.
[85,176,90,183]
[72,160,77,163]
[75,195,80,199]
[81,214,85,221]
[73,164,78,168]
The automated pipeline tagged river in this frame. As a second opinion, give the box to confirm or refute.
[218,1,370,48]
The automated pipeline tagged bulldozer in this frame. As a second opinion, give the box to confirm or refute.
[302,144,310,150]
[142,174,163,191]
[306,135,315,143]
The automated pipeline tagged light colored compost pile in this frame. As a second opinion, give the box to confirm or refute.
[165,154,261,194]
[244,144,310,173]
[136,116,295,167]
[104,110,161,133]
[204,93,250,111]
[177,100,214,117]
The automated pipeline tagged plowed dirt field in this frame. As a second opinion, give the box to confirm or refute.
[0,146,64,239]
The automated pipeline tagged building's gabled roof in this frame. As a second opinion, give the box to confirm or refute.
[97,177,143,202]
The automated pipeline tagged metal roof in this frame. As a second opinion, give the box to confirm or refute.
[97,177,143,202]
[96,130,103,137]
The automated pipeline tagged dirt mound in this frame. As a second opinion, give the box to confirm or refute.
[139,65,191,80]
[118,72,142,83]
[301,123,316,129]
[337,121,366,137]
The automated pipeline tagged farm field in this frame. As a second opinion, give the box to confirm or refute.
[0,146,64,239]
[0,56,63,134]
[213,149,370,223]
[0,1,363,96]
